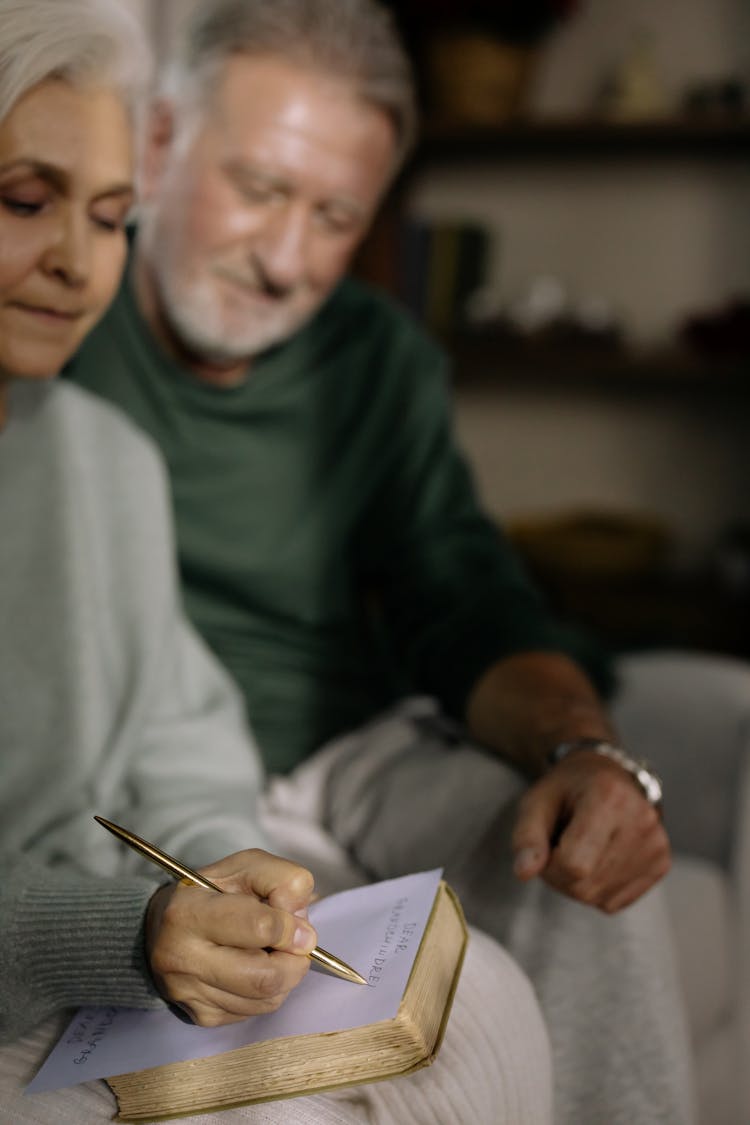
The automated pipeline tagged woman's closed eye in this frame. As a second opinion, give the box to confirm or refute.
[0,186,50,217]
[90,190,134,233]
[0,175,133,232]
[90,206,129,232]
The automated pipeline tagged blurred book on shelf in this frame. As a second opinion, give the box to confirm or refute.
[399,218,490,336]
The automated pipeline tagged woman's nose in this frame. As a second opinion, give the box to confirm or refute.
[41,209,90,288]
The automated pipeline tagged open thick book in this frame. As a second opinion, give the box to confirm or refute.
[28,869,467,1122]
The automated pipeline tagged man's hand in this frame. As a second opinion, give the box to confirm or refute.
[145,849,318,1026]
[511,751,671,913]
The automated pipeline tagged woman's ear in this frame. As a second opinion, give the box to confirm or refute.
[139,99,177,201]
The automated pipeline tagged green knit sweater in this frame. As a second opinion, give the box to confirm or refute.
[0,381,268,1043]
[66,266,602,774]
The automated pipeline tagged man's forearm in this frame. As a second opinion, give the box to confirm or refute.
[465,650,617,778]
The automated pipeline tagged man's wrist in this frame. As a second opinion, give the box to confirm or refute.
[550,738,664,811]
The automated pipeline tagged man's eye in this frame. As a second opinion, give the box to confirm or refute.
[242,185,279,204]
[318,209,359,235]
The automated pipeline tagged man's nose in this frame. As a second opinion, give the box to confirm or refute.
[253,204,310,292]
[41,208,90,289]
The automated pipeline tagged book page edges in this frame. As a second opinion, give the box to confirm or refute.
[110,881,468,1123]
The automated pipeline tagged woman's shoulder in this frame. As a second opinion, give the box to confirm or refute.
[42,379,167,484]
[9,381,173,542]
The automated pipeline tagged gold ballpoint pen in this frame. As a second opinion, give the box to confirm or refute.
[94,815,366,986]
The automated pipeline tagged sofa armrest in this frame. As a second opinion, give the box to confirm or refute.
[612,649,750,870]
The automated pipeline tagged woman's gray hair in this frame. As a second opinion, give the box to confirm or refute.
[0,0,151,124]
[163,0,417,172]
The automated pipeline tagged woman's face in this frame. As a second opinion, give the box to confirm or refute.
[0,78,134,386]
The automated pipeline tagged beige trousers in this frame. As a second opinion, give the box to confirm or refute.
[262,694,697,1125]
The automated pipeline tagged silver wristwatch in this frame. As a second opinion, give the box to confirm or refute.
[550,738,663,812]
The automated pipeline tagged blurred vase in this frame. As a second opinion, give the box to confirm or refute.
[427,33,536,126]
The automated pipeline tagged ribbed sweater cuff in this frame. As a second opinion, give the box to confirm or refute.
[11,873,166,1016]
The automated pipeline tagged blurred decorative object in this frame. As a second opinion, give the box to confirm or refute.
[406,0,579,46]
[597,29,668,121]
[508,274,568,334]
[464,283,506,328]
[683,77,746,118]
[680,297,750,360]
[576,294,620,338]
[714,523,750,596]
[468,274,623,354]
[507,509,672,578]
[402,0,580,126]
[427,33,537,126]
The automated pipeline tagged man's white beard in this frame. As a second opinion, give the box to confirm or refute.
[155,267,308,364]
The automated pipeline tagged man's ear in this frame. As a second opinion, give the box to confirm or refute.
[139,99,178,201]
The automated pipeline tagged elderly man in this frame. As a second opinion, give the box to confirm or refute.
[66,2,695,1120]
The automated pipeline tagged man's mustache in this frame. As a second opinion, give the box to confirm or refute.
[214,264,296,302]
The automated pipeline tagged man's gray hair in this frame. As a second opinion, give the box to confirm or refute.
[163,0,417,171]
[0,0,151,124]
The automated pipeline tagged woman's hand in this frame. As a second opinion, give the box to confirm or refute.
[145,849,318,1026]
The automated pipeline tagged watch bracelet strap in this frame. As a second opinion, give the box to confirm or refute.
[550,738,664,809]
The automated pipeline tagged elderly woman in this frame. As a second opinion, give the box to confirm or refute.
[0,0,324,1104]
[0,2,553,1122]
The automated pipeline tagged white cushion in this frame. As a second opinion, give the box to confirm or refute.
[665,855,734,1046]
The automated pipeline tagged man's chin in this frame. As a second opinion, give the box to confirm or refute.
[172,306,300,361]
[184,331,284,365]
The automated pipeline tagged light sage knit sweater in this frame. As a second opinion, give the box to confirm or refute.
[0,380,268,1044]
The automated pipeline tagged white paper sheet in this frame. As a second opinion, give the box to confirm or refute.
[27,868,443,1093]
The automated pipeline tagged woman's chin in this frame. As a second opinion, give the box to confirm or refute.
[0,345,71,383]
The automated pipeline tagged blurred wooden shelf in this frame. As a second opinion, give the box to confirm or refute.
[414,116,750,165]
[446,336,750,394]
[524,567,750,657]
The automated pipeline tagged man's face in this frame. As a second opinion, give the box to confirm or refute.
[138,55,397,380]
